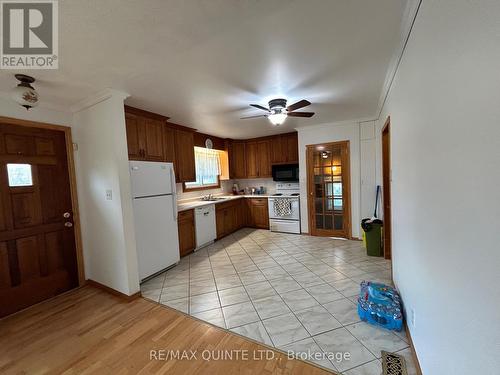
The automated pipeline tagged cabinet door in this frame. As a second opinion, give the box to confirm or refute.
[163,126,177,177]
[175,130,196,182]
[125,114,145,160]
[271,135,284,164]
[257,140,271,177]
[285,133,299,163]
[216,207,226,239]
[245,141,259,178]
[238,199,248,229]
[224,208,234,235]
[178,210,196,257]
[247,198,269,229]
[144,119,164,161]
[230,141,246,178]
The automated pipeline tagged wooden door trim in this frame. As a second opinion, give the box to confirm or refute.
[0,116,85,286]
[306,140,352,239]
[382,116,392,263]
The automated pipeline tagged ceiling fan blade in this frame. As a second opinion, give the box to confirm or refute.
[250,104,270,112]
[286,99,311,112]
[287,112,315,118]
[240,114,268,119]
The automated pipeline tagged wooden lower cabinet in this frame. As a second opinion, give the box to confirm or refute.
[246,198,269,229]
[216,199,246,239]
[177,209,196,257]
[215,198,269,239]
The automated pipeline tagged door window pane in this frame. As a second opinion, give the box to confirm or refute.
[7,164,33,187]
[333,199,343,211]
[334,216,343,230]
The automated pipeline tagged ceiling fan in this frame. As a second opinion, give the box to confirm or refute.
[241,98,315,125]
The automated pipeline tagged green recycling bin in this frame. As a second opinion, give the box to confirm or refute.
[361,219,383,257]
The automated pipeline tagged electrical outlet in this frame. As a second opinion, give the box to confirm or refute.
[410,308,416,327]
[105,189,112,200]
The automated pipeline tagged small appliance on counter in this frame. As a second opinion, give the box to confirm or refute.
[232,183,239,195]
[268,182,301,234]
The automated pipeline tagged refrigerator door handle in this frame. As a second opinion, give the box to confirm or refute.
[170,167,178,221]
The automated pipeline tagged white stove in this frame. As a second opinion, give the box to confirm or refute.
[268,183,301,234]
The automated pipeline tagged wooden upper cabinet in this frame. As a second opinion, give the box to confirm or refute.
[245,140,270,178]
[257,140,271,177]
[245,141,259,178]
[144,119,164,161]
[125,113,145,160]
[284,133,299,163]
[125,111,165,161]
[271,135,283,164]
[174,129,196,182]
[163,126,176,163]
[230,141,246,179]
[270,133,298,164]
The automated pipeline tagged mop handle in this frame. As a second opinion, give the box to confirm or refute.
[374,185,381,218]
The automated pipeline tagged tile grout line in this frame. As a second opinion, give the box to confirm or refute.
[150,229,399,373]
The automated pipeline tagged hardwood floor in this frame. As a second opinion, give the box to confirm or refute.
[0,286,335,374]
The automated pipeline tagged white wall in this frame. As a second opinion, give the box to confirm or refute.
[0,95,72,126]
[360,121,378,219]
[72,91,140,296]
[297,121,362,237]
[375,1,500,374]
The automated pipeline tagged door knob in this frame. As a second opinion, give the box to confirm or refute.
[64,222,73,227]
[63,212,71,218]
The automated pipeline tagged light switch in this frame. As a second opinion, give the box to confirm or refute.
[105,189,112,200]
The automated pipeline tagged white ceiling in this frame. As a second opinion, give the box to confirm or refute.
[0,0,412,138]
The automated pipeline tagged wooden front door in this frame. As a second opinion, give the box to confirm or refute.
[307,141,351,238]
[0,122,78,317]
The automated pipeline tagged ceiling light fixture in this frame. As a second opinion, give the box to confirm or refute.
[268,108,287,126]
[12,74,39,110]
[241,98,314,125]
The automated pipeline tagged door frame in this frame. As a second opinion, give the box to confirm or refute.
[382,117,392,260]
[0,116,85,285]
[306,140,352,238]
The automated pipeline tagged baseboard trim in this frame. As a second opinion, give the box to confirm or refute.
[86,279,141,302]
[404,322,423,375]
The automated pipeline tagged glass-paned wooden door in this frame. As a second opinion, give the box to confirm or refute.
[307,141,350,237]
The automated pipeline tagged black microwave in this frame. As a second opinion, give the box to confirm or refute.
[272,164,299,181]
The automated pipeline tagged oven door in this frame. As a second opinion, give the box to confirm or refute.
[268,197,300,220]
[272,164,299,181]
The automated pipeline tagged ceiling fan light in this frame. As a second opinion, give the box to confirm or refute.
[268,112,287,126]
[11,74,39,110]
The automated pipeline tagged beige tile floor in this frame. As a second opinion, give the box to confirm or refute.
[141,228,418,374]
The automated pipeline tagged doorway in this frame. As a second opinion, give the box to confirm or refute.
[0,118,82,318]
[382,117,392,260]
[306,141,351,238]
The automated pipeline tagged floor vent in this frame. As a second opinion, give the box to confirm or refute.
[382,351,408,375]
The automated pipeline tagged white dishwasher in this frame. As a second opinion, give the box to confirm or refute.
[194,204,217,250]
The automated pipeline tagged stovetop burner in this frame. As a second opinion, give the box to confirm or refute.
[273,193,283,196]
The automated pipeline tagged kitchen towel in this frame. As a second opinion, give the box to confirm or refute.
[273,198,292,217]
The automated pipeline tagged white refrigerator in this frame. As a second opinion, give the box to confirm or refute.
[129,161,179,282]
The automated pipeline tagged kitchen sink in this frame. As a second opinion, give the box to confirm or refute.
[200,196,228,201]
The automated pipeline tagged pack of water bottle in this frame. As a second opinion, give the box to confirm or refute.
[357,281,403,331]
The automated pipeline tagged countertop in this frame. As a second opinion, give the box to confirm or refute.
[177,194,271,212]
